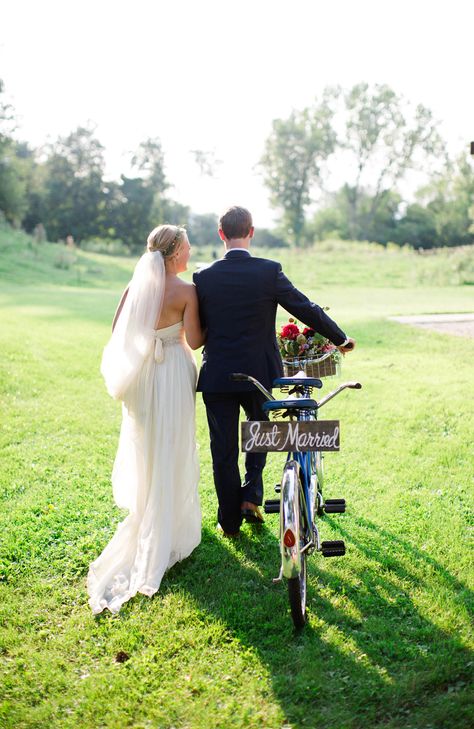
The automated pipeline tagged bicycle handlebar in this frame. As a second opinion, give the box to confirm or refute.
[229,373,276,401]
[317,381,362,410]
[231,373,361,410]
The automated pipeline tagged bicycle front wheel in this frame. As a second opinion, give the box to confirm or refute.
[280,461,307,628]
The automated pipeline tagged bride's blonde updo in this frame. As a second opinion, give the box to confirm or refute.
[147,224,186,258]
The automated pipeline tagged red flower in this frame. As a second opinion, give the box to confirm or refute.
[302,327,315,337]
[281,324,300,340]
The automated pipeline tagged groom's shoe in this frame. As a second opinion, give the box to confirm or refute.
[217,523,240,539]
[241,501,264,524]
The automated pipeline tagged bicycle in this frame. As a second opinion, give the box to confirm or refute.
[230,368,361,628]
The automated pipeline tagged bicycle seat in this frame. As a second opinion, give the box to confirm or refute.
[262,398,318,412]
[273,376,323,389]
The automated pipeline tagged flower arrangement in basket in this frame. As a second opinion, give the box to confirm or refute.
[277,318,341,378]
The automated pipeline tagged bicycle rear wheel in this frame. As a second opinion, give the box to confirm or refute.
[281,461,307,628]
[288,550,306,628]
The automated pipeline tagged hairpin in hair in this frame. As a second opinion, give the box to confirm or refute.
[163,227,184,257]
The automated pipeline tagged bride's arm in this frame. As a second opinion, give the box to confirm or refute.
[183,284,205,349]
[112,286,129,332]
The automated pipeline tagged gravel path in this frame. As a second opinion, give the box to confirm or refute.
[389,314,474,338]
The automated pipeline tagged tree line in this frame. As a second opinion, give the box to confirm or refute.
[0,80,220,252]
[1,79,473,250]
[260,83,474,248]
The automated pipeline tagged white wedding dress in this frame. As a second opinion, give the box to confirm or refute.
[87,319,201,614]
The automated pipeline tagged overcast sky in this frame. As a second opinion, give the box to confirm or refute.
[2,0,473,226]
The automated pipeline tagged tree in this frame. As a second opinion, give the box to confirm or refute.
[41,126,106,241]
[0,142,29,225]
[0,80,29,225]
[15,142,46,233]
[190,149,222,178]
[252,227,288,248]
[307,196,350,242]
[113,138,170,249]
[152,198,189,228]
[186,212,218,246]
[392,203,438,248]
[260,93,337,246]
[340,82,445,240]
[131,137,168,192]
[308,186,401,244]
[415,153,474,246]
[113,176,155,250]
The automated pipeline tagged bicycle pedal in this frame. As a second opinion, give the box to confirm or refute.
[323,499,346,513]
[274,484,281,493]
[321,540,346,557]
[264,499,280,514]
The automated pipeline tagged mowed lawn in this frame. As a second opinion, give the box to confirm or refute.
[0,231,473,729]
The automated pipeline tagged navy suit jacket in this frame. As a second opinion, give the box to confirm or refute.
[192,250,346,392]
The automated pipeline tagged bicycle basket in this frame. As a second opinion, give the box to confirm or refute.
[283,352,340,379]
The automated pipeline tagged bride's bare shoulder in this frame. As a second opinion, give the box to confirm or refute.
[178,279,198,297]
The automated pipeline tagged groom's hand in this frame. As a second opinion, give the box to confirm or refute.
[337,338,356,354]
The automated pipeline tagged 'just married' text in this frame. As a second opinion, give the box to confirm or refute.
[241,420,340,453]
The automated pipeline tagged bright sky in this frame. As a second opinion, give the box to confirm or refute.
[2,0,473,226]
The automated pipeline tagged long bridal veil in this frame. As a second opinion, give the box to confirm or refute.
[101,251,165,400]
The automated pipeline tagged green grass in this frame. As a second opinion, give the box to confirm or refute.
[1,227,473,728]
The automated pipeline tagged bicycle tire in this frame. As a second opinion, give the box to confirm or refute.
[288,553,307,629]
[281,462,307,628]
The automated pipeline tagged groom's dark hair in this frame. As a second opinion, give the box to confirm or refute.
[219,206,253,240]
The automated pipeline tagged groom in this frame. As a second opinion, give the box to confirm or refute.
[193,206,355,537]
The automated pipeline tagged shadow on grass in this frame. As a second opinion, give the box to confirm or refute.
[329,515,474,616]
[159,517,473,728]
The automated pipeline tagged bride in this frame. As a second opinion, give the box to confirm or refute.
[87,225,204,614]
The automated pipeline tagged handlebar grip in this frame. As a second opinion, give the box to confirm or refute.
[342,341,354,350]
[229,373,249,381]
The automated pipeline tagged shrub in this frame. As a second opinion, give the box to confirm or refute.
[80,237,130,256]
[54,251,77,270]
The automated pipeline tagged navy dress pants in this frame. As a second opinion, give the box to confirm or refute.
[203,391,269,534]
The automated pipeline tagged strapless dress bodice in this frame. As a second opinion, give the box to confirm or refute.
[153,321,184,340]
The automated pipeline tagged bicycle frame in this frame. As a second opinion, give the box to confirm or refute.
[232,371,361,627]
[279,396,319,581]
[277,382,360,587]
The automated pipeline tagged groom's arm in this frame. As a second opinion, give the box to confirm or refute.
[275,265,346,345]
[192,271,207,336]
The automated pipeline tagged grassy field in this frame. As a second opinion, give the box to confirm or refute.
[0,227,473,728]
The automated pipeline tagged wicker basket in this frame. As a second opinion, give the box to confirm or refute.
[283,355,338,378]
